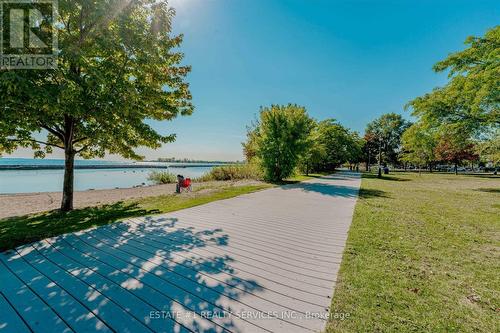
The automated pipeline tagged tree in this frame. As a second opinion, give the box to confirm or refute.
[363,132,378,171]
[254,104,314,182]
[365,113,411,169]
[345,131,364,169]
[313,119,353,170]
[401,122,437,171]
[476,130,500,167]
[299,119,363,173]
[0,0,193,211]
[434,126,478,174]
[299,123,327,175]
[407,26,500,133]
[242,121,260,162]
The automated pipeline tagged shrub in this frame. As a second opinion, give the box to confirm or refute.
[254,104,314,182]
[195,163,262,182]
[147,170,177,184]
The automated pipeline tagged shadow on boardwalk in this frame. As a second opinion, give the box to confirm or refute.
[0,202,157,252]
[279,173,389,200]
[282,182,360,198]
[1,215,263,332]
[280,172,361,198]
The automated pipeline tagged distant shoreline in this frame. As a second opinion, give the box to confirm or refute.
[0,163,228,171]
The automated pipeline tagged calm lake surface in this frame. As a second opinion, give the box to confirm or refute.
[0,158,214,194]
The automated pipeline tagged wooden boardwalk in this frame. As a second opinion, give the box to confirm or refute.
[0,172,361,333]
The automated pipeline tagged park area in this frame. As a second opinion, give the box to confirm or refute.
[1,170,497,333]
[327,172,499,333]
[0,1,499,332]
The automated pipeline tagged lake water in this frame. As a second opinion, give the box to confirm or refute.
[0,158,214,194]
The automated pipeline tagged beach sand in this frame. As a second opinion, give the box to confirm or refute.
[0,180,263,219]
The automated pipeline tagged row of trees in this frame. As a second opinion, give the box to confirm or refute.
[242,104,363,182]
[401,25,499,173]
[360,26,499,174]
[243,79,497,183]
[361,112,487,174]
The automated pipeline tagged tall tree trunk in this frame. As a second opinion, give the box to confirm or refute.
[61,149,75,211]
[61,116,75,212]
[454,162,458,175]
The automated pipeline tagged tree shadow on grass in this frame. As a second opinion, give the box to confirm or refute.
[463,174,500,179]
[363,173,411,182]
[0,202,159,252]
[358,188,389,199]
[474,188,500,194]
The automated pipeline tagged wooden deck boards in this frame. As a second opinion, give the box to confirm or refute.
[0,172,361,333]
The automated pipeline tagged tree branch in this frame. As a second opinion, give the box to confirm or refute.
[40,124,65,141]
[9,139,64,150]
[75,143,91,153]
[72,136,88,144]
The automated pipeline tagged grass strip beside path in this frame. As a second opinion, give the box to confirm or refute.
[326,172,499,333]
[0,183,272,252]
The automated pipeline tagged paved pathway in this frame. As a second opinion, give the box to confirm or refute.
[0,171,361,333]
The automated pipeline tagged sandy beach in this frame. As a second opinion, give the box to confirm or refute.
[0,180,263,219]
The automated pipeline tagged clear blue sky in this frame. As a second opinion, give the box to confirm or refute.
[9,0,500,161]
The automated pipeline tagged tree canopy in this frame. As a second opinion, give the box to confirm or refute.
[403,25,499,172]
[302,119,363,172]
[0,0,193,210]
[365,113,411,166]
[401,122,437,168]
[249,104,314,182]
[476,130,500,166]
[434,126,478,172]
[407,26,500,133]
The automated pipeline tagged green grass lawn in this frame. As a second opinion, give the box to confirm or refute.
[327,172,499,333]
[0,183,272,252]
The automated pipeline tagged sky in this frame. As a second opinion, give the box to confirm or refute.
[7,0,500,161]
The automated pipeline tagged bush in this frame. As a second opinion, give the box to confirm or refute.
[195,163,262,182]
[254,104,314,182]
[147,170,177,184]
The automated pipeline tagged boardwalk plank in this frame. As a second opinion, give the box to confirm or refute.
[0,252,72,333]
[31,240,193,333]
[1,247,110,333]
[94,221,332,307]
[93,225,329,312]
[44,238,224,333]
[17,245,151,333]
[0,292,32,333]
[105,219,336,290]
[65,233,268,333]
[88,228,326,331]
